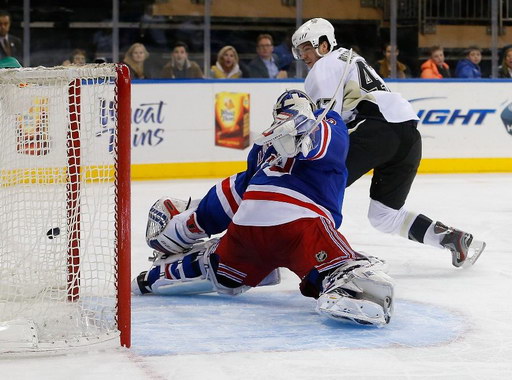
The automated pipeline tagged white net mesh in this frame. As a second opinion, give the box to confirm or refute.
[0,65,124,352]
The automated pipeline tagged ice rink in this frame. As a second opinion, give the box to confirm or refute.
[1,173,511,379]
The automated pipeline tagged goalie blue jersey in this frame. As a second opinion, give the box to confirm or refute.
[196,110,349,234]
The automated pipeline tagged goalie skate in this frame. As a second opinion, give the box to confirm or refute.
[316,259,394,327]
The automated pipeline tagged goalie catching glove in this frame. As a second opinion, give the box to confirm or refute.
[255,90,318,159]
[146,197,207,255]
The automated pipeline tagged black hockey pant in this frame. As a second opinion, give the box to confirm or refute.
[346,118,421,210]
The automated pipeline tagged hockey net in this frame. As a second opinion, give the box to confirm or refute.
[0,64,131,353]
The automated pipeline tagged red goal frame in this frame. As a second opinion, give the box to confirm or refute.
[66,64,131,348]
[115,64,131,348]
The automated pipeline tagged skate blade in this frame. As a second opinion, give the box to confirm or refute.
[462,240,486,268]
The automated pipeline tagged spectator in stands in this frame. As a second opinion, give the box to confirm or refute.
[273,31,294,73]
[248,34,287,79]
[62,49,87,66]
[123,43,151,79]
[0,10,22,63]
[161,41,203,79]
[420,46,450,79]
[455,46,482,78]
[373,43,410,79]
[274,31,307,78]
[498,45,512,78]
[211,45,242,79]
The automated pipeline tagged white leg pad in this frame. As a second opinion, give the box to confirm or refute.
[316,259,394,327]
[148,239,251,296]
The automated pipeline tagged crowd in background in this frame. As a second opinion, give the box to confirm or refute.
[2,9,512,80]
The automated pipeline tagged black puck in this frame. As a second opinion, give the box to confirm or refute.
[47,227,61,239]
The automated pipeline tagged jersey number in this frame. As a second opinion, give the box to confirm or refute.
[263,157,295,177]
[356,61,388,92]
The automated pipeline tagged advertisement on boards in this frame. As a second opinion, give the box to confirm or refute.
[125,81,512,170]
[214,92,250,150]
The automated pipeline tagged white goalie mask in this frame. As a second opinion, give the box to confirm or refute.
[255,89,318,159]
[272,89,317,119]
[291,18,337,60]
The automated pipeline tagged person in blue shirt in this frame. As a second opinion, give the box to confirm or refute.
[455,46,482,78]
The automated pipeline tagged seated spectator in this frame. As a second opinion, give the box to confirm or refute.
[123,43,150,79]
[498,45,512,78]
[420,46,450,79]
[455,46,482,78]
[62,49,87,66]
[248,34,287,79]
[273,31,294,73]
[274,31,308,78]
[161,41,203,79]
[211,45,242,79]
[0,10,22,63]
[373,43,410,78]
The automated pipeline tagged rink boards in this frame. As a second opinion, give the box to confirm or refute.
[128,79,512,180]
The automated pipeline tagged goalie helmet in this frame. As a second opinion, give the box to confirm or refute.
[291,18,337,59]
[272,89,317,119]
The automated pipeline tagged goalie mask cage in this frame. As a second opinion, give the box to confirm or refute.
[0,64,131,353]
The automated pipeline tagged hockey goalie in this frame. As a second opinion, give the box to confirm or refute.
[132,89,394,327]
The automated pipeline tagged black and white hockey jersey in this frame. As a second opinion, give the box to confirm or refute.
[305,48,419,124]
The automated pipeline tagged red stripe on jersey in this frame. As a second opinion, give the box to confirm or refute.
[221,177,240,215]
[309,120,330,160]
[243,190,331,221]
[164,263,173,279]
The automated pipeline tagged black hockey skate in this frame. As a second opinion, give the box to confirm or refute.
[434,222,486,267]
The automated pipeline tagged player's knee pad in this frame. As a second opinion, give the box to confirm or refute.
[146,197,207,255]
[316,258,394,327]
[368,198,416,237]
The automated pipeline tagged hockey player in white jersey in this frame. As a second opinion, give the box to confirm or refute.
[134,90,394,327]
[290,18,485,267]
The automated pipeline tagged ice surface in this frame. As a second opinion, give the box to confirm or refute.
[1,173,511,380]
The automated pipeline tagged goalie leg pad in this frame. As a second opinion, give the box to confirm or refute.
[146,197,207,255]
[316,258,394,327]
[132,239,251,296]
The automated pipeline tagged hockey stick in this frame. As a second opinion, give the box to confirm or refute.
[296,48,354,144]
[255,48,354,161]
[254,49,353,165]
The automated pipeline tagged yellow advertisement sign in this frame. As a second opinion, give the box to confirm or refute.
[214,92,250,149]
[15,97,51,156]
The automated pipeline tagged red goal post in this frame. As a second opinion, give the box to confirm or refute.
[0,64,131,352]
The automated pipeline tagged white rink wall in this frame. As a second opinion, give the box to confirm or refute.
[128,79,512,179]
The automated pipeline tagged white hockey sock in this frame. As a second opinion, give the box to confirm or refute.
[368,199,444,249]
